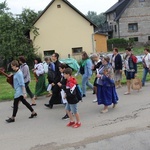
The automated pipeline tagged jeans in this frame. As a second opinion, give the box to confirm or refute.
[65,103,78,114]
[142,67,149,85]
[13,96,34,117]
[25,81,34,99]
[82,75,93,95]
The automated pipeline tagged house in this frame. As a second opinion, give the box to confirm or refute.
[30,0,108,60]
[105,0,150,43]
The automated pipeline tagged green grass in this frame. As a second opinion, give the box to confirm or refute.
[0,64,150,101]
[0,72,36,101]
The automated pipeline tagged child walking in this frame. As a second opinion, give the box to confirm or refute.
[57,63,69,120]
[62,68,81,128]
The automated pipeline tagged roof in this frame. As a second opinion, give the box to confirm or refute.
[33,0,97,28]
[105,0,132,21]
[95,31,108,36]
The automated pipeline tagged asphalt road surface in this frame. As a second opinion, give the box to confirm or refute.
[0,83,150,150]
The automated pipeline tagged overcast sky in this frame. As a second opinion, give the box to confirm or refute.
[4,0,118,15]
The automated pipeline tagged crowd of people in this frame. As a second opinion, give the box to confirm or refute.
[5,48,150,128]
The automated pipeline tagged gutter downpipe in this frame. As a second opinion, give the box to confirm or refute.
[92,31,98,53]
[117,20,120,38]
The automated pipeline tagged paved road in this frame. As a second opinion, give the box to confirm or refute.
[0,83,150,150]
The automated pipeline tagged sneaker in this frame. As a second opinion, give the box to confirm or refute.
[66,121,75,127]
[6,118,15,123]
[62,114,69,120]
[82,94,86,97]
[73,122,81,128]
[92,99,97,103]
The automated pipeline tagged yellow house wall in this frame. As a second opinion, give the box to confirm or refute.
[94,34,107,53]
[30,0,94,59]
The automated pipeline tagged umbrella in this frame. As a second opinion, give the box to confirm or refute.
[60,58,80,71]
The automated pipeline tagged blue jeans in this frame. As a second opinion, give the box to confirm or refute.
[65,103,78,114]
[82,75,93,95]
[142,67,149,85]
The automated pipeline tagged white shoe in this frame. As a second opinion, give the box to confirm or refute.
[92,99,97,103]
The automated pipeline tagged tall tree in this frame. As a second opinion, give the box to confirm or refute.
[0,1,39,68]
[86,11,106,27]
[0,0,9,14]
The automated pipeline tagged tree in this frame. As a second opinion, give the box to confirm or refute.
[0,0,9,14]
[0,1,39,68]
[86,11,106,27]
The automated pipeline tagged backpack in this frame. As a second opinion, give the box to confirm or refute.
[75,84,83,101]
[79,66,84,75]
[131,55,137,63]
[47,63,55,83]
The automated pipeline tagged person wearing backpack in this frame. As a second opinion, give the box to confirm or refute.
[62,68,81,128]
[44,57,55,97]
[80,51,93,97]
[124,48,137,95]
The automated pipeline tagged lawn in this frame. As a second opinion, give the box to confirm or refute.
[0,63,150,101]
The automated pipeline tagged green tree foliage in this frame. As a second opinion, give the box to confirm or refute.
[107,38,130,50]
[86,11,106,27]
[0,1,39,68]
[0,0,9,14]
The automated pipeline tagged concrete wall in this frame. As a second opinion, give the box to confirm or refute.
[106,0,150,43]
[119,0,150,43]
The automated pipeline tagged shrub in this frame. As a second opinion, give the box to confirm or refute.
[107,38,131,51]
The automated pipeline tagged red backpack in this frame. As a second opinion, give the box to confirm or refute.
[131,55,137,63]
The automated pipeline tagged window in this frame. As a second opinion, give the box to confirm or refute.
[148,36,150,41]
[129,37,139,42]
[72,47,82,54]
[57,4,61,8]
[44,50,55,56]
[128,23,138,32]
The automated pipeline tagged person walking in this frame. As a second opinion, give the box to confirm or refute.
[6,60,37,123]
[124,47,137,95]
[62,68,81,128]
[44,53,62,109]
[57,63,69,120]
[142,48,150,86]
[91,53,102,103]
[44,56,55,97]
[80,51,93,97]
[33,57,46,99]
[96,56,119,113]
[111,48,123,88]
[18,56,36,106]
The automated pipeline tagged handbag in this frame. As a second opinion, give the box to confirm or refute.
[131,77,142,90]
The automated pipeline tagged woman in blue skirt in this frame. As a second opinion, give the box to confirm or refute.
[96,56,118,113]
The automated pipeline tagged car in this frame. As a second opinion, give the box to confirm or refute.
[136,55,144,63]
